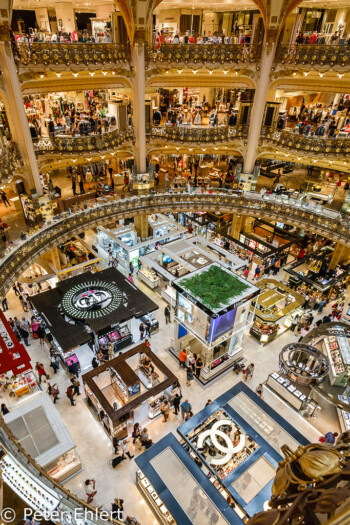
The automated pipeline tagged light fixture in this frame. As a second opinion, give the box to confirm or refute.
[303,72,309,76]
[56,73,61,77]
[87,158,92,162]
[223,70,228,75]
[72,159,77,163]
[297,157,302,161]
[40,74,44,78]
[165,70,169,74]
[214,147,218,150]
[208,70,213,75]
[188,148,193,151]
[177,70,182,74]
[112,72,115,75]
[111,152,115,156]
[313,159,317,163]
[165,146,167,149]
[319,73,324,77]
[329,161,333,164]
[202,148,206,152]
[292,72,296,76]
[235,71,238,75]
[89,72,95,76]
[192,70,197,74]
[338,73,344,78]
[102,71,107,76]
[73,73,78,77]
[100,155,105,159]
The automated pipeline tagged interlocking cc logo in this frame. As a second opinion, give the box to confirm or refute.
[75,289,111,310]
[197,419,245,466]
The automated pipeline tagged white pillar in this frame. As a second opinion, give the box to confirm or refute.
[333,94,341,107]
[243,43,275,174]
[35,8,51,32]
[133,43,146,174]
[0,42,42,195]
[55,2,76,33]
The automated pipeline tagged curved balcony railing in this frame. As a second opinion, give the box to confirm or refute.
[261,127,350,155]
[148,124,248,143]
[0,420,123,525]
[275,44,350,66]
[145,43,261,65]
[0,142,21,179]
[14,42,131,66]
[0,190,349,297]
[33,127,134,154]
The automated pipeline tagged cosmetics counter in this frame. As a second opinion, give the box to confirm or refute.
[97,225,139,270]
[4,395,82,484]
[266,371,312,412]
[139,313,159,334]
[250,279,304,344]
[135,433,241,525]
[320,335,350,388]
[337,391,350,432]
[98,323,133,353]
[161,284,177,305]
[138,267,160,289]
[0,370,40,407]
[19,191,59,226]
[177,382,311,518]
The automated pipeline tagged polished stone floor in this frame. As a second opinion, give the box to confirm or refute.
[2,241,342,524]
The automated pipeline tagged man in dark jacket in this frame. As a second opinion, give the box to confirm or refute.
[173,393,182,415]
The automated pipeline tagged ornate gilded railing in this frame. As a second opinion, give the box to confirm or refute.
[0,142,21,179]
[275,44,350,66]
[148,124,248,143]
[0,191,349,297]
[15,42,131,66]
[261,127,350,155]
[33,126,134,154]
[145,43,261,64]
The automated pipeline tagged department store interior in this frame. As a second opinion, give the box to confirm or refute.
[0,0,350,524]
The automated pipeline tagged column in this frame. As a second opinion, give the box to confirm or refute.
[0,41,42,195]
[243,43,276,174]
[328,243,350,270]
[134,214,149,240]
[132,43,146,174]
[230,214,245,240]
[55,2,75,33]
[35,8,51,32]
[332,94,341,108]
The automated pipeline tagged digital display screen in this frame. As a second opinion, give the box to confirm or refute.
[210,309,237,342]
[179,295,192,314]
[177,309,185,322]
[162,254,174,264]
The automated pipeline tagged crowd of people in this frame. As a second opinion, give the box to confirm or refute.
[295,30,350,45]
[14,28,111,44]
[285,103,350,139]
[154,29,252,45]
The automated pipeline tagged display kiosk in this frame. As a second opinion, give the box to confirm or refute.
[250,279,304,344]
[4,394,82,483]
[170,263,259,384]
[83,343,178,440]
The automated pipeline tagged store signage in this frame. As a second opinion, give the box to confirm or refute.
[197,419,245,466]
[61,281,123,320]
[0,319,15,349]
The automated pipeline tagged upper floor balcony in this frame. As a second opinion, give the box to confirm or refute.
[261,127,350,156]
[274,44,350,69]
[145,43,261,68]
[14,42,131,68]
[148,124,248,144]
[33,126,133,154]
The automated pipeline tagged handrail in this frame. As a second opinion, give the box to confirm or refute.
[145,43,261,64]
[148,124,248,142]
[0,190,349,298]
[0,417,123,524]
[261,127,350,155]
[33,126,134,154]
[275,44,350,66]
[14,42,131,66]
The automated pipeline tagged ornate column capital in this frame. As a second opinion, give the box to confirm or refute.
[0,24,10,42]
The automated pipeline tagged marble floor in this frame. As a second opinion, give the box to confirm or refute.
[2,251,343,525]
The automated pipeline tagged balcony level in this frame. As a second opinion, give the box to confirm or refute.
[274,44,350,71]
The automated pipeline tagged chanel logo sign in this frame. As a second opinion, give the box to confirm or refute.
[197,419,245,466]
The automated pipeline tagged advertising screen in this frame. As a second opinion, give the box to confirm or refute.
[163,254,174,264]
[179,295,192,314]
[210,308,237,343]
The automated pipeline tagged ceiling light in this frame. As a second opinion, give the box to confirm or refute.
[100,155,105,159]
[165,70,169,74]
[292,72,296,76]
[177,70,182,74]
[303,72,309,76]
[87,158,92,161]
[56,73,61,77]
[188,148,193,151]
[112,72,115,75]
[208,70,213,75]
[223,70,228,75]
[202,148,206,152]
[89,72,95,77]
[192,70,197,74]
[313,159,317,163]
[338,73,344,78]
[40,74,43,78]
[102,71,107,76]
[72,159,77,163]
[73,73,78,77]
[319,73,324,77]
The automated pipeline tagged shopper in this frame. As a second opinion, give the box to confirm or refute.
[1,296,8,312]
[127,273,134,284]
[120,439,134,459]
[72,178,77,196]
[37,323,45,345]
[66,385,76,406]
[51,383,60,403]
[179,348,187,368]
[322,314,331,324]
[244,363,254,381]
[189,352,197,373]
[35,363,48,384]
[323,431,339,444]
[49,353,59,374]
[84,479,97,504]
[140,428,153,449]
[122,173,129,190]
[186,366,194,387]
[185,409,194,421]
[111,499,123,521]
[1,403,9,415]
[298,326,309,342]
[132,422,141,444]
[173,392,182,415]
[205,399,213,407]
[0,190,10,207]
[254,265,261,280]
[12,283,20,296]
[180,399,192,420]
[71,376,80,396]
[79,178,85,195]
[164,305,171,324]
[92,356,99,369]
[256,384,264,399]
[195,356,203,378]
[139,322,145,340]
[19,295,28,312]
[161,399,170,422]
[145,319,152,338]
[318,298,327,313]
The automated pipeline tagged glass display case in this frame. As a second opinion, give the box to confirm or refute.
[138,267,160,289]
[98,323,132,353]
[337,392,350,432]
[136,470,175,525]
[322,336,350,387]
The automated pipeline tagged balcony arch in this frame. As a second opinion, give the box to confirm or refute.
[0,192,349,297]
